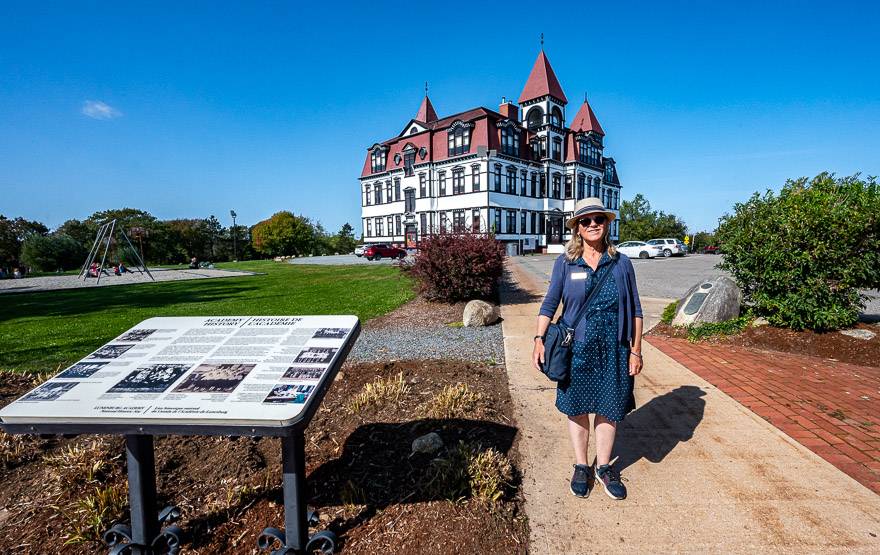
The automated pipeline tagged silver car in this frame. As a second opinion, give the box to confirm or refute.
[616,241,663,259]
[647,238,688,257]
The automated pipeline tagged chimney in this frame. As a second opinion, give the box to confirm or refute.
[499,98,519,122]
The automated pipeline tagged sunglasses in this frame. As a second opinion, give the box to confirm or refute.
[578,215,607,227]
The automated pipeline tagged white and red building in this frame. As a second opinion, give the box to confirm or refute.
[359,50,622,254]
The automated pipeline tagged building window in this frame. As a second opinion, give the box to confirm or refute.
[374,183,383,204]
[448,125,470,156]
[404,149,416,176]
[387,216,393,237]
[530,212,537,234]
[539,214,546,234]
[366,219,372,237]
[420,212,428,235]
[506,210,516,234]
[364,184,371,206]
[577,174,585,200]
[526,107,543,130]
[472,209,481,232]
[395,215,402,235]
[404,188,415,213]
[493,208,501,234]
[564,175,572,199]
[472,165,481,192]
[520,211,526,234]
[605,161,614,182]
[440,211,448,233]
[494,164,502,192]
[582,142,600,166]
[551,107,563,127]
[439,172,447,196]
[520,171,527,196]
[595,178,602,199]
[552,174,561,199]
[506,167,516,194]
[419,174,427,197]
[386,180,392,203]
[370,149,386,173]
[578,140,588,165]
[552,137,562,161]
[375,217,383,236]
[453,210,465,232]
[531,137,546,159]
[394,178,401,201]
[501,126,520,156]
[531,173,537,197]
[452,169,465,194]
[540,173,547,197]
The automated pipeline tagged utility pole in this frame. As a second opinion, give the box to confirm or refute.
[230,210,238,262]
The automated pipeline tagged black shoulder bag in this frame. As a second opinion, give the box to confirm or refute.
[539,257,617,383]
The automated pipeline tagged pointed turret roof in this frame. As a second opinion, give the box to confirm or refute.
[415,95,438,123]
[518,51,568,104]
[570,98,604,136]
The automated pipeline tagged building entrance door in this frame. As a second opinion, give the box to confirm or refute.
[546,216,563,245]
[405,225,418,249]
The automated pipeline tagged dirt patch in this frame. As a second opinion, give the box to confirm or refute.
[0,360,527,554]
[366,296,468,330]
[649,322,880,368]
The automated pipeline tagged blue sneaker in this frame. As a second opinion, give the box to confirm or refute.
[595,464,627,500]
[570,464,593,498]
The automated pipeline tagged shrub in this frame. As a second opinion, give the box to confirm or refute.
[421,441,513,506]
[410,232,506,302]
[660,301,678,325]
[716,173,880,330]
[345,372,409,414]
[422,382,486,419]
[20,233,86,271]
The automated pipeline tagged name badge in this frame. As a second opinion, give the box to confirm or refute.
[571,272,587,281]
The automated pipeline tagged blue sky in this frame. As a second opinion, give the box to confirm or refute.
[1,1,878,234]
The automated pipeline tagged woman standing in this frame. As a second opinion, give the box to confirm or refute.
[532,197,644,500]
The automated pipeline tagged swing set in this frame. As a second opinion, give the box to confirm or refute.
[79,219,154,284]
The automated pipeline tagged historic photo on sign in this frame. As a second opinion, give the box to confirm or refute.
[21,381,78,402]
[313,328,348,339]
[263,384,315,404]
[294,347,337,364]
[173,363,256,393]
[118,328,157,342]
[282,366,325,381]
[58,361,108,379]
[109,364,190,393]
[88,344,135,359]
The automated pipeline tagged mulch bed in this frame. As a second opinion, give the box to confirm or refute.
[0,360,527,554]
[649,322,880,368]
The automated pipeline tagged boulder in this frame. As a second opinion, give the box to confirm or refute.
[839,329,876,340]
[672,276,742,327]
[751,317,770,328]
[463,300,500,327]
[411,432,444,455]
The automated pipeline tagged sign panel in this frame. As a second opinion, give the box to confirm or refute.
[0,315,359,428]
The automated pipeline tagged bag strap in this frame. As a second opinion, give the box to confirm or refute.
[564,255,618,332]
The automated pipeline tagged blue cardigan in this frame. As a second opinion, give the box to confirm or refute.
[539,253,643,344]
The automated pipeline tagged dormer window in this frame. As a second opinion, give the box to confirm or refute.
[410,127,419,135]
[530,136,546,159]
[403,146,416,176]
[370,148,387,173]
[552,137,562,161]
[447,121,472,156]
[501,124,520,156]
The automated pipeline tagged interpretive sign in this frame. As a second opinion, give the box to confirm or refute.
[0,315,359,429]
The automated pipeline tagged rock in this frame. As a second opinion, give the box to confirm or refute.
[751,317,770,327]
[463,300,500,327]
[672,276,742,327]
[839,329,876,340]
[411,432,444,455]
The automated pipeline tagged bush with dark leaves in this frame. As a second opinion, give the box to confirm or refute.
[410,232,506,302]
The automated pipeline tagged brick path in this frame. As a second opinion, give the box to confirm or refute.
[646,336,880,494]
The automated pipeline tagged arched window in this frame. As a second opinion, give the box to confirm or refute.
[526,107,544,130]
[447,121,472,156]
[551,107,563,127]
[501,125,520,156]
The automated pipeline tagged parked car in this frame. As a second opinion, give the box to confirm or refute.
[354,245,365,257]
[363,244,406,260]
[647,238,688,257]
[702,245,721,255]
[616,241,663,259]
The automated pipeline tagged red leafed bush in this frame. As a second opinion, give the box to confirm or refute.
[409,232,506,302]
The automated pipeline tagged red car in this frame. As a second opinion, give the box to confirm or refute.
[363,244,406,260]
[703,245,721,255]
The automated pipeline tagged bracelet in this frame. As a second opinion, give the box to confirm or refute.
[534,335,543,341]
[630,351,642,360]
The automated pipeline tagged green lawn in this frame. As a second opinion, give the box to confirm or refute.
[0,261,414,375]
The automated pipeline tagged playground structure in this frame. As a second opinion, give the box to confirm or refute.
[79,220,154,284]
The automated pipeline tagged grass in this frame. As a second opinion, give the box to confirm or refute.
[0,260,414,374]
[346,372,410,413]
[422,441,513,506]
[422,383,486,419]
[661,301,679,325]
[686,314,753,342]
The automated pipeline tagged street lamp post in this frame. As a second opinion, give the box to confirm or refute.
[230,210,238,262]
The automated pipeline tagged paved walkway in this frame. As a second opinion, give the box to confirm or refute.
[500,256,880,553]
[648,337,880,494]
[0,267,258,294]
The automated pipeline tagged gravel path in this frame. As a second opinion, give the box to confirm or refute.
[348,322,505,364]
[0,267,258,294]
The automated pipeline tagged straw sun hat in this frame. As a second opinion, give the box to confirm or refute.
[565,197,617,230]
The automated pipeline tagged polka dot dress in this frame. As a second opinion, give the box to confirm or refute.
[555,252,635,422]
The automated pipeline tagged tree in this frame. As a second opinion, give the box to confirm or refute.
[251,211,316,257]
[0,215,49,268]
[716,172,880,330]
[618,194,687,242]
[20,234,86,271]
[56,219,97,249]
[334,223,357,254]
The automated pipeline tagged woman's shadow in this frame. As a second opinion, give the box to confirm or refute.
[613,385,706,472]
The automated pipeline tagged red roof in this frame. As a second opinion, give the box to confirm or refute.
[415,95,438,123]
[570,99,604,136]
[518,51,568,105]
